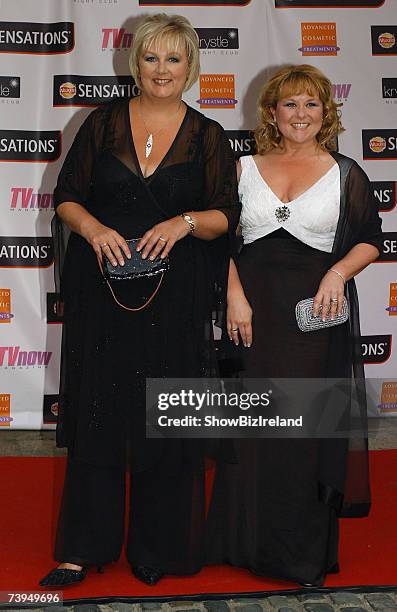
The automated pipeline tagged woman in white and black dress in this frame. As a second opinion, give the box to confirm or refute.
[205,65,382,586]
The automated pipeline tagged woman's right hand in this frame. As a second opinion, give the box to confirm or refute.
[227,290,253,347]
[82,220,131,267]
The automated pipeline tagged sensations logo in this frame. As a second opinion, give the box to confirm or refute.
[0,22,74,54]
[196,28,239,55]
[360,335,392,364]
[277,0,384,6]
[226,131,256,157]
[43,395,59,424]
[0,346,52,368]
[0,394,12,426]
[198,74,237,109]
[102,28,133,51]
[371,181,396,212]
[371,26,397,55]
[0,131,61,162]
[47,293,63,324]
[0,289,13,323]
[10,187,53,212]
[378,233,397,262]
[362,130,397,160]
[54,75,138,106]
[0,237,53,268]
[299,23,339,56]
[386,283,397,316]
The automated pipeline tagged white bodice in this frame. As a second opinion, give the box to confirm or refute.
[238,155,340,253]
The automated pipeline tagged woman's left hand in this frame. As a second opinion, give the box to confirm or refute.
[312,270,345,321]
[137,217,191,260]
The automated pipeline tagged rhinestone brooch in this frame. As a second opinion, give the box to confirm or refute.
[275,205,291,223]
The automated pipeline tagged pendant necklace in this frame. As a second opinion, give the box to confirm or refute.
[138,97,182,159]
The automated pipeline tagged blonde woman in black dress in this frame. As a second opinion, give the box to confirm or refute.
[40,14,239,588]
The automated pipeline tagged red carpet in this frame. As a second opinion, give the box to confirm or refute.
[0,451,396,600]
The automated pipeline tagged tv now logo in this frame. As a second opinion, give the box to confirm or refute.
[0,346,52,367]
[101,28,133,49]
[10,187,53,210]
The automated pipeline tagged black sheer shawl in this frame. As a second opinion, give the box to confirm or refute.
[321,151,383,518]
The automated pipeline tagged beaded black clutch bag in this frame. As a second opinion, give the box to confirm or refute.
[295,297,349,332]
[102,238,169,312]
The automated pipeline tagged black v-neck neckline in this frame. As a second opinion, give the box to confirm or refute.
[126,98,190,184]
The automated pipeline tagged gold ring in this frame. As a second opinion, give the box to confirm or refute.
[231,328,238,332]
[158,236,167,242]
[101,243,108,248]
[331,298,338,303]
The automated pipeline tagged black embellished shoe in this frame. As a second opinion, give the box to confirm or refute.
[39,565,104,588]
[131,565,164,586]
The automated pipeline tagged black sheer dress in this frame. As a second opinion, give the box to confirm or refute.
[205,152,383,585]
[51,98,240,572]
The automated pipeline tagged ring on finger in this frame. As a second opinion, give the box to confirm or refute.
[231,328,238,332]
[330,298,338,303]
[101,242,108,248]
[158,236,167,243]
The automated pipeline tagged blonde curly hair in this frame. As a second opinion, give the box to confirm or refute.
[254,64,344,154]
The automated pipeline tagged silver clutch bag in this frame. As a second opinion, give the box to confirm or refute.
[295,297,349,332]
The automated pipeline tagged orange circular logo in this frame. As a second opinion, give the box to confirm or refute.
[378,32,396,49]
[369,136,387,153]
[59,82,76,99]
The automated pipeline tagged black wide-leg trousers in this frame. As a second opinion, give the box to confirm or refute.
[54,454,206,574]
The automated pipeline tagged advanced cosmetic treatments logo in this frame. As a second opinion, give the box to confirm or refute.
[371,181,396,212]
[0,22,74,54]
[362,130,397,160]
[226,131,256,157]
[386,283,397,316]
[0,237,53,268]
[0,76,20,103]
[378,381,397,415]
[0,131,61,162]
[277,0,383,5]
[0,394,12,426]
[198,74,237,108]
[196,28,239,55]
[371,26,397,55]
[0,289,13,323]
[54,75,138,106]
[299,23,339,56]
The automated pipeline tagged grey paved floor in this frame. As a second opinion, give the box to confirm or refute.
[1,425,396,611]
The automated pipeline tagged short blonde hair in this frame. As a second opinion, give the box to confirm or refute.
[255,64,344,154]
[129,14,200,92]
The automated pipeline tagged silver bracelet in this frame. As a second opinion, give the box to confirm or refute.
[329,268,346,284]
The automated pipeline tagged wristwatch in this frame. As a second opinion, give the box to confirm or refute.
[180,212,196,233]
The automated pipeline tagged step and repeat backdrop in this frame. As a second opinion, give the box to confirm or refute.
[0,0,396,429]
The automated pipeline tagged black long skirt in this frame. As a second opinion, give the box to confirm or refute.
[205,229,344,585]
